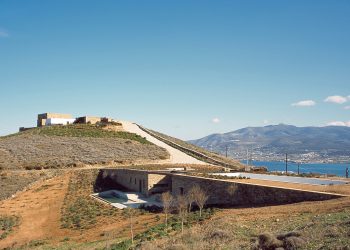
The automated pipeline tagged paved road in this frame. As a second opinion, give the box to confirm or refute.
[121,121,207,165]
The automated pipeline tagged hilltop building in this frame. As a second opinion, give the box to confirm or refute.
[19,113,116,132]
[37,113,75,127]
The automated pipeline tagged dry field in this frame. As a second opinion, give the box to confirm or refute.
[0,170,62,200]
[0,168,349,249]
[0,169,164,249]
[141,197,350,249]
[0,133,169,170]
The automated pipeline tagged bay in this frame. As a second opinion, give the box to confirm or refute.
[247,161,350,177]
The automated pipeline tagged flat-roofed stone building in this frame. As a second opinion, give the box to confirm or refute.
[98,169,342,206]
[37,113,74,127]
[75,116,102,125]
[100,169,171,196]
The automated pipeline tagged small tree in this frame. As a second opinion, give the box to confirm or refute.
[176,195,188,234]
[226,184,237,206]
[186,186,197,213]
[124,208,137,245]
[161,192,173,228]
[193,186,208,217]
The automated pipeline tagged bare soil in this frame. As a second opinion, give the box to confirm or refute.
[0,170,163,249]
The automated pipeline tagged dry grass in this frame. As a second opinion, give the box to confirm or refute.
[139,201,350,250]
[0,215,19,240]
[60,170,119,230]
[0,132,169,170]
[0,170,61,201]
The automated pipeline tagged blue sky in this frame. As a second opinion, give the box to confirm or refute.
[0,1,349,139]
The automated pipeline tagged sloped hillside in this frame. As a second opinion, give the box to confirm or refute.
[148,129,244,169]
[0,124,169,170]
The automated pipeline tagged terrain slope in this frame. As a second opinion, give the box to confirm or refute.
[0,124,169,170]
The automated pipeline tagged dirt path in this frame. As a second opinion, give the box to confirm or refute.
[0,170,165,249]
[0,173,72,249]
[121,121,207,165]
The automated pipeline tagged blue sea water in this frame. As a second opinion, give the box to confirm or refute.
[248,161,350,177]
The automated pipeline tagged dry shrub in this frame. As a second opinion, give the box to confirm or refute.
[253,233,284,250]
[180,226,204,245]
[277,231,302,239]
[166,244,188,250]
[284,236,306,250]
[209,228,229,240]
[137,241,160,250]
[253,231,306,250]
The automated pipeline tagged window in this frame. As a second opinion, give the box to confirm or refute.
[180,187,184,195]
[134,178,136,184]
[129,177,132,183]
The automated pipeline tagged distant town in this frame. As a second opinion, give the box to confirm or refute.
[223,149,349,164]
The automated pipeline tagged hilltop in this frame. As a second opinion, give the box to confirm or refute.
[0,124,169,170]
[189,124,350,162]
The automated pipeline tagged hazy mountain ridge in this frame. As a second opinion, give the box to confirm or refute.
[189,124,350,162]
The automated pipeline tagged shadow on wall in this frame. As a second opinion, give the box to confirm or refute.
[93,170,129,193]
[171,175,341,207]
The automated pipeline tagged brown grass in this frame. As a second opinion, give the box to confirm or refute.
[0,133,169,170]
[0,170,62,201]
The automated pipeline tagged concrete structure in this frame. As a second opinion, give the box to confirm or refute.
[37,113,73,127]
[45,118,75,126]
[91,190,162,209]
[98,169,343,207]
[100,169,172,196]
[75,116,102,125]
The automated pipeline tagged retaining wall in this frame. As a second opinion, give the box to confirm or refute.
[171,174,343,206]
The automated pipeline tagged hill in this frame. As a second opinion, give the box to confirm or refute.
[0,124,169,170]
[147,128,244,169]
[189,124,350,162]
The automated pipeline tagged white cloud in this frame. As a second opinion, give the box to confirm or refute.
[326,121,350,127]
[344,106,350,110]
[0,29,9,38]
[263,119,269,124]
[324,95,348,104]
[291,100,316,107]
[212,118,220,123]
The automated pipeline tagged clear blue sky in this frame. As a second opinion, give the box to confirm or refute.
[0,1,349,139]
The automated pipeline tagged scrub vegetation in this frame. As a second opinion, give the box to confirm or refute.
[61,170,119,230]
[28,124,151,144]
[139,207,350,250]
[0,125,169,170]
[0,170,61,200]
[0,215,19,240]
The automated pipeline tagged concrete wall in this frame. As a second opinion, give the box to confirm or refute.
[98,169,342,206]
[171,174,342,206]
[75,116,101,124]
[100,169,170,196]
[37,113,72,127]
[45,118,76,126]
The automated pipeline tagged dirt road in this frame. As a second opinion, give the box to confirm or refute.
[121,121,207,165]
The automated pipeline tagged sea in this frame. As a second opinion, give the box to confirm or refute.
[246,161,350,177]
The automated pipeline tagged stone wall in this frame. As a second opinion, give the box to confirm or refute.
[97,169,342,206]
[171,174,342,206]
[100,169,170,196]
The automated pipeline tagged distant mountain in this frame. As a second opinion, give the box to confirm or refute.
[189,124,350,163]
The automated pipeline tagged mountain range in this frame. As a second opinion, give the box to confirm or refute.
[189,124,350,163]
